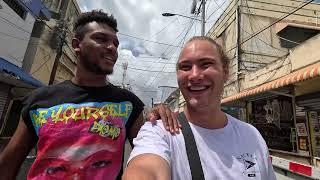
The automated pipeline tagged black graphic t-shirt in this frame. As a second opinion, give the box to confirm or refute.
[21,80,144,180]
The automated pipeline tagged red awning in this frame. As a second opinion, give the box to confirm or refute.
[221,63,320,104]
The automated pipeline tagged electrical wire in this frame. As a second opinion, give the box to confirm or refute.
[206,0,228,21]
[118,32,182,48]
[226,0,315,53]
[31,51,52,75]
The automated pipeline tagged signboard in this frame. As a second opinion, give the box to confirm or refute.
[296,123,308,136]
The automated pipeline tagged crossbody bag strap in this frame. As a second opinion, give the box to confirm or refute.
[178,112,205,180]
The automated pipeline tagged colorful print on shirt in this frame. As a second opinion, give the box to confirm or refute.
[27,101,133,180]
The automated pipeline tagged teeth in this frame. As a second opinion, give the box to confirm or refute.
[189,86,207,91]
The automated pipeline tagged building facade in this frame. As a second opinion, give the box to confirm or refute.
[176,0,320,175]
[0,0,50,149]
[23,0,81,84]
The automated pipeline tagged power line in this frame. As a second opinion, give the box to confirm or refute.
[164,16,197,59]
[226,0,315,53]
[161,23,191,56]
[148,17,178,40]
[118,32,183,48]
[206,0,212,17]
[240,26,287,53]
[146,17,197,87]
[31,52,52,75]
[20,3,78,60]
[206,0,228,21]
[128,66,175,73]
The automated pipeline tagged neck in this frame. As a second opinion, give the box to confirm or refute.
[184,104,227,129]
[72,63,108,87]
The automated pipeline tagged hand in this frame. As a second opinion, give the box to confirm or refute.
[147,104,181,134]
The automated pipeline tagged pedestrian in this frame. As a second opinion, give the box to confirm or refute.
[0,10,178,180]
[123,36,276,180]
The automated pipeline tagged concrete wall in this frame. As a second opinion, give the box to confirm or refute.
[24,19,57,84]
[0,1,35,67]
[178,0,320,107]
[241,33,320,91]
[290,34,320,71]
[23,0,80,84]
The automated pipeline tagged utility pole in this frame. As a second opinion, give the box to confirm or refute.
[151,98,154,108]
[191,0,206,36]
[49,21,66,85]
[122,62,128,89]
[201,0,205,36]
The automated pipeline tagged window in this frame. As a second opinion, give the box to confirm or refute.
[3,0,27,19]
[276,23,320,49]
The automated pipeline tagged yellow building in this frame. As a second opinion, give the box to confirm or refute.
[23,0,81,84]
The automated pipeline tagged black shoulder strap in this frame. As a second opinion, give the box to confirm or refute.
[178,112,205,180]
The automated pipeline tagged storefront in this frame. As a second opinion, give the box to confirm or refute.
[0,84,10,124]
[296,90,320,167]
[248,94,295,152]
[0,57,43,149]
[222,63,320,168]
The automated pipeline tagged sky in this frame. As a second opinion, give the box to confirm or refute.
[76,0,228,107]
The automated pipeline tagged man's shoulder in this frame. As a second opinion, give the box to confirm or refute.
[227,114,261,136]
[137,121,175,140]
[141,120,168,132]
[109,84,137,96]
[28,81,70,97]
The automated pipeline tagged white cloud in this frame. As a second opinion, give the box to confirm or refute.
[76,0,228,106]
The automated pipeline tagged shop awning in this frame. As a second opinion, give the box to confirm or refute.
[221,63,320,104]
[0,57,44,88]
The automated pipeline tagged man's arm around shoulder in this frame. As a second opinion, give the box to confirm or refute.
[122,154,170,180]
[0,119,36,179]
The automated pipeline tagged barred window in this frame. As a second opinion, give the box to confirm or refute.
[3,0,27,19]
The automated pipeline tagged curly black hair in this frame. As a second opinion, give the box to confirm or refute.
[74,9,118,40]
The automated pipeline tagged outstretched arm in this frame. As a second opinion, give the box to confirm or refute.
[122,154,170,180]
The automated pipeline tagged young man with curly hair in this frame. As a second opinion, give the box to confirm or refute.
[0,10,177,180]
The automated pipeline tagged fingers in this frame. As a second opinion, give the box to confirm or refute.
[174,111,182,128]
[148,111,157,123]
[171,112,180,134]
[157,105,169,131]
[165,108,174,133]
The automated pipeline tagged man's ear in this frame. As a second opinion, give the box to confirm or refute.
[72,38,80,54]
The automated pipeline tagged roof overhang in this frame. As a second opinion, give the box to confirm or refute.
[222,63,320,104]
[0,57,44,88]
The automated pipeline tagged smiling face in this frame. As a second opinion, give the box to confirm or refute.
[73,22,119,75]
[177,39,228,110]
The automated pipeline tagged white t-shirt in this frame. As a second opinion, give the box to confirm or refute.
[128,114,276,180]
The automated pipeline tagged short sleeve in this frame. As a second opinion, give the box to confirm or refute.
[127,121,171,166]
[20,90,39,138]
[124,90,144,132]
[128,92,144,122]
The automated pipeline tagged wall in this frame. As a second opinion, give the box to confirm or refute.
[24,19,57,84]
[0,1,35,67]
[290,33,320,70]
[206,0,320,98]
[24,0,80,84]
